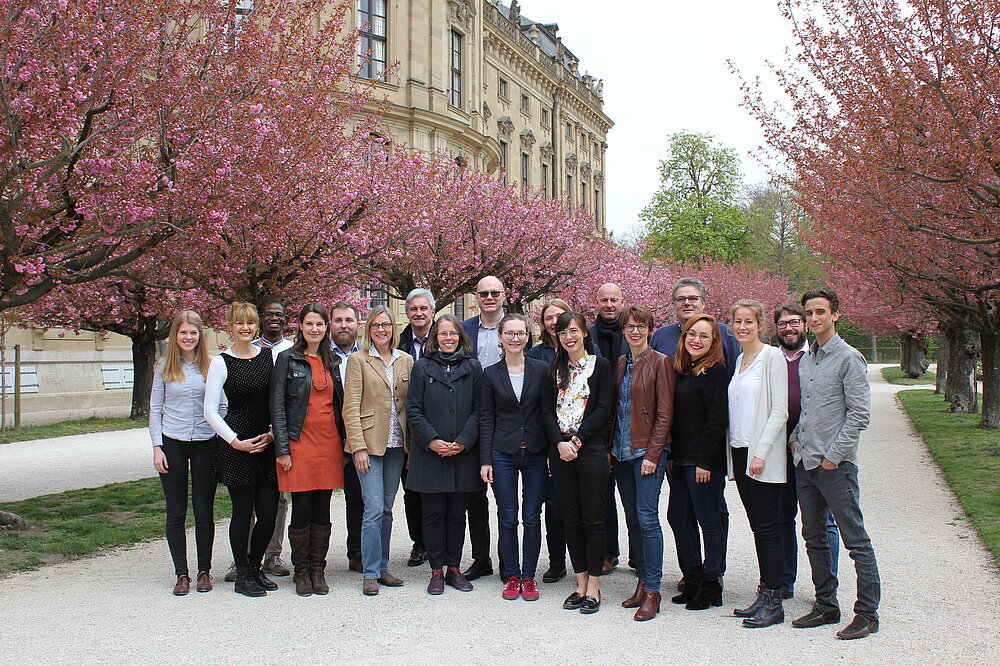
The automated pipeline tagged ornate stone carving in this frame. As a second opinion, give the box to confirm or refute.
[539,142,553,162]
[565,153,578,172]
[483,102,492,120]
[520,129,535,151]
[594,171,605,188]
[508,0,521,24]
[448,0,476,30]
[581,163,592,180]
[497,116,515,140]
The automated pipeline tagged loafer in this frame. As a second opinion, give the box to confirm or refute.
[792,607,842,628]
[195,571,212,593]
[579,595,601,614]
[837,615,879,640]
[407,545,427,567]
[262,555,290,577]
[348,554,363,573]
[542,565,566,583]
[427,569,445,595]
[378,571,404,587]
[363,578,380,596]
[224,563,238,583]
[445,567,473,592]
[462,558,493,581]
[601,557,618,575]
[173,574,190,596]
[563,592,585,610]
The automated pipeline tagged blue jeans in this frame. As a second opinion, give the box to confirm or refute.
[613,457,666,593]
[356,448,405,579]
[491,448,547,579]
[780,453,841,592]
[666,463,726,577]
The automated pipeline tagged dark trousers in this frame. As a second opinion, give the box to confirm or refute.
[343,456,363,558]
[491,448,547,579]
[401,465,424,549]
[666,463,726,577]
[544,476,567,567]
[613,457,666,592]
[159,437,217,576]
[796,461,881,619]
[289,489,333,529]
[422,491,471,570]
[467,487,492,561]
[732,447,783,590]
[550,447,609,577]
[227,482,279,568]
[604,472,620,559]
[779,452,841,591]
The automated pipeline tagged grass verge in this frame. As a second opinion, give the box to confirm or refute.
[882,366,936,386]
[0,417,147,445]
[897,389,1000,568]
[0,478,232,576]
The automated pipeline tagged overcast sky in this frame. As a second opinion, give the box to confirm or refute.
[522,0,798,236]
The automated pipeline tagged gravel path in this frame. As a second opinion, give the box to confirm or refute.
[1,367,997,664]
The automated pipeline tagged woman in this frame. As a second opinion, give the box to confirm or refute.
[526,298,570,365]
[666,313,729,611]
[405,314,484,595]
[480,313,548,602]
[343,305,413,597]
[271,303,346,597]
[611,305,675,621]
[204,302,279,598]
[149,311,221,596]
[542,312,614,615]
[727,299,788,627]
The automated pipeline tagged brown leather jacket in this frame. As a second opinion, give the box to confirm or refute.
[614,346,676,465]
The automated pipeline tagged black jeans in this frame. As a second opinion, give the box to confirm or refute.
[343,456,363,558]
[422,491,471,570]
[544,476,567,567]
[290,489,333,529]
[604,472,620,559]
[731,447,783,590]
[666,463,726,577]
[159,437,217,576]
[227,482,279,568]
[467,487,492,561]
[550,446,609,577]
[401,464,424,549]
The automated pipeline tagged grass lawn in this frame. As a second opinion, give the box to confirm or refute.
[882,366,936,386]
[0,417,146,445]
[0,478,232,575]
[897,389,1000,568]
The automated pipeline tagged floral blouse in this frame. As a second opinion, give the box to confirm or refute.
[556,354,597,435]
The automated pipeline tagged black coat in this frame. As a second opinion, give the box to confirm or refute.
[398,322,434,360]
[542,355,614,451]
[479,357,549,465]
[405,355,484,493]
[270,350,345,457]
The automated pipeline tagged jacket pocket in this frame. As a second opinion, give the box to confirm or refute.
[360,409,376,431]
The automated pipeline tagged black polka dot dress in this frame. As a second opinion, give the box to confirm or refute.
[216,350,276,486]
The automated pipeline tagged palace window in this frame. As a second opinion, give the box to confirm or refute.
[541,108,550,126]
[363,282,389,309]
[520,94,530,113]
[499,140,508,183]
[521,152,530,189]
[498,77,509,98]
[565,174,573,212]
[358,0,387,80]
[450,30,463,108]
[541,163,549,196]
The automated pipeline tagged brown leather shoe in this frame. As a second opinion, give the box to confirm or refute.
[348,554,363,573]
[622,580,646,608]
[792,607,841,628]
[363,578,380,596]
[601,557,618,575]
[172,575,190,596]
[378,571,404,587]
[195,571,212,593]
[836,614,879,640]
[634,592,661,622]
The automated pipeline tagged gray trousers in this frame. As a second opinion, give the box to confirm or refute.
[265,492,289,557]
[796,461,880,619]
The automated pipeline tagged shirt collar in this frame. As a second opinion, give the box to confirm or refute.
[253,337,284,349]
[368,346,401,361]
[782,342,808,362]
[334,341,360,357]
[811,332,842,356]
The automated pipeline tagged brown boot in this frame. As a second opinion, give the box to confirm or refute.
[634,592,661,622]
[288,525,313,596]
[622,580,646,608]
[309,523,332,595]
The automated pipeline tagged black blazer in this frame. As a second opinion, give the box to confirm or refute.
[479,357,549,465]
[271,350,345,457]
[542,355,614,451]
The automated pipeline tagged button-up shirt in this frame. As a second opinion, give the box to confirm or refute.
[370,346,404,448]
[149,358,220,447]
[477,320,501,368]
[612,352,644,462]
[791,333,871,470]
[334,341,360,385]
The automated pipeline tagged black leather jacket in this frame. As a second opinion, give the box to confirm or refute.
[271,350,346,457]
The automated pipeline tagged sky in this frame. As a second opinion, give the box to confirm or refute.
[520,0,799,237]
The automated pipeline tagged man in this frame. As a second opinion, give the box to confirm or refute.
[331,301,365,575]
[223,300,294,582]
[460,276,507,580]
[790,288,880,640]
[587,282,628,574]
[397,288,435,567]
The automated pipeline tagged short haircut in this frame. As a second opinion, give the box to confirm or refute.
[330,300,360,320]
[672,277,708,302]
[228,301,259,326]
[773,303,806,327]
[801,288,840,313]
[427,313,472,354]
[729,299,767,340]
[363,304,398,351]
[259,298,285,313]
[620,305,654,335]
[405,288,436,312]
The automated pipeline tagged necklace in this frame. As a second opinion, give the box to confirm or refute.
[740,346,763,372]
[309,357,330,391]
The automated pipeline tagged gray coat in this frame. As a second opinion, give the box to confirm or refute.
[405,354,484,493]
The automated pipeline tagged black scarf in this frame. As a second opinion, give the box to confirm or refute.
[428,349,468,375]
[593,315,624,360]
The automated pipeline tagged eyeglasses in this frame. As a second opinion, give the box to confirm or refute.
[557,328,583,339]
[623,324,648,333]
[502,331,528,340]
[685,331,712,342]
[477,290,503,298]
[674,295,702,304]
[777,319,804,330]
[370,322,393,330]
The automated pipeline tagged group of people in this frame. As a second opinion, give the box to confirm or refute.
[148,276,881,639]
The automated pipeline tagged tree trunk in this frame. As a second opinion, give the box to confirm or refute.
[980,331,999,429]
[935,326,950,395]
[129,319,161,420]
[945,324,979,414]
[899,333,929,378]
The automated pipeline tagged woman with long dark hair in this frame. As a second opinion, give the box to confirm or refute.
[543,311,614,614]
[271,302,346,596]
[150,310,221,596]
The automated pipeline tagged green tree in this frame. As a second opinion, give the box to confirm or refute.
[640,132,749,265]
[743,184,824,292]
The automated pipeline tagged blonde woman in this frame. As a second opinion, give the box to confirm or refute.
[149,311,221,596]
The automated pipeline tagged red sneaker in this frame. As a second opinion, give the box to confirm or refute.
[502,576,522,600]
[520,577,539,601]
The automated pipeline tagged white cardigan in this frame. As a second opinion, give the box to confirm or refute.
[727,345,789,484]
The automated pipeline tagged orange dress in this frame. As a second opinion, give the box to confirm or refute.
[277,355,345,492]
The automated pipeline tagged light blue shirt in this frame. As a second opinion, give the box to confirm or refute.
[334,341,360,385]
[612,352,644,462]
[149,358,221,447]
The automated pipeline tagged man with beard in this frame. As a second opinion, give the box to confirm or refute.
[331,301,365,574]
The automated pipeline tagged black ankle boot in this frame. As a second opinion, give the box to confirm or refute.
[685,575,722,610]
[251,564,278,591]
[234,566,267,597]
[670,566,702,605]
[743,588,785,628]
[734,584,766,617]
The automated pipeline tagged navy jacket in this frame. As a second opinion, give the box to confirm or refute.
[479,357,549,465]
[650,321,740,377]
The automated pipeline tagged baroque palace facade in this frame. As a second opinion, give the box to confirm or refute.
[1,0,611,426]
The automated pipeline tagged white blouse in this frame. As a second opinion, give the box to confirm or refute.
[728,354,764,449]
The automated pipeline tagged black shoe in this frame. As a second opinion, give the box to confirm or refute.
[782,589,794,600]
[445,567,473,592]
[462,558,493,581]
[734,585,766,617]
[685,576,722,610]
[792,607,842,628]
[671,566,702,605]
[234,567,267,597]
[563,592,585,610]
[224,562,238,583]
[836,615,879,640]
[542,565,567,583]
[251,566,278,591]
[579,595,601,614]
[407,544,427,567]
[742,589,784,628]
